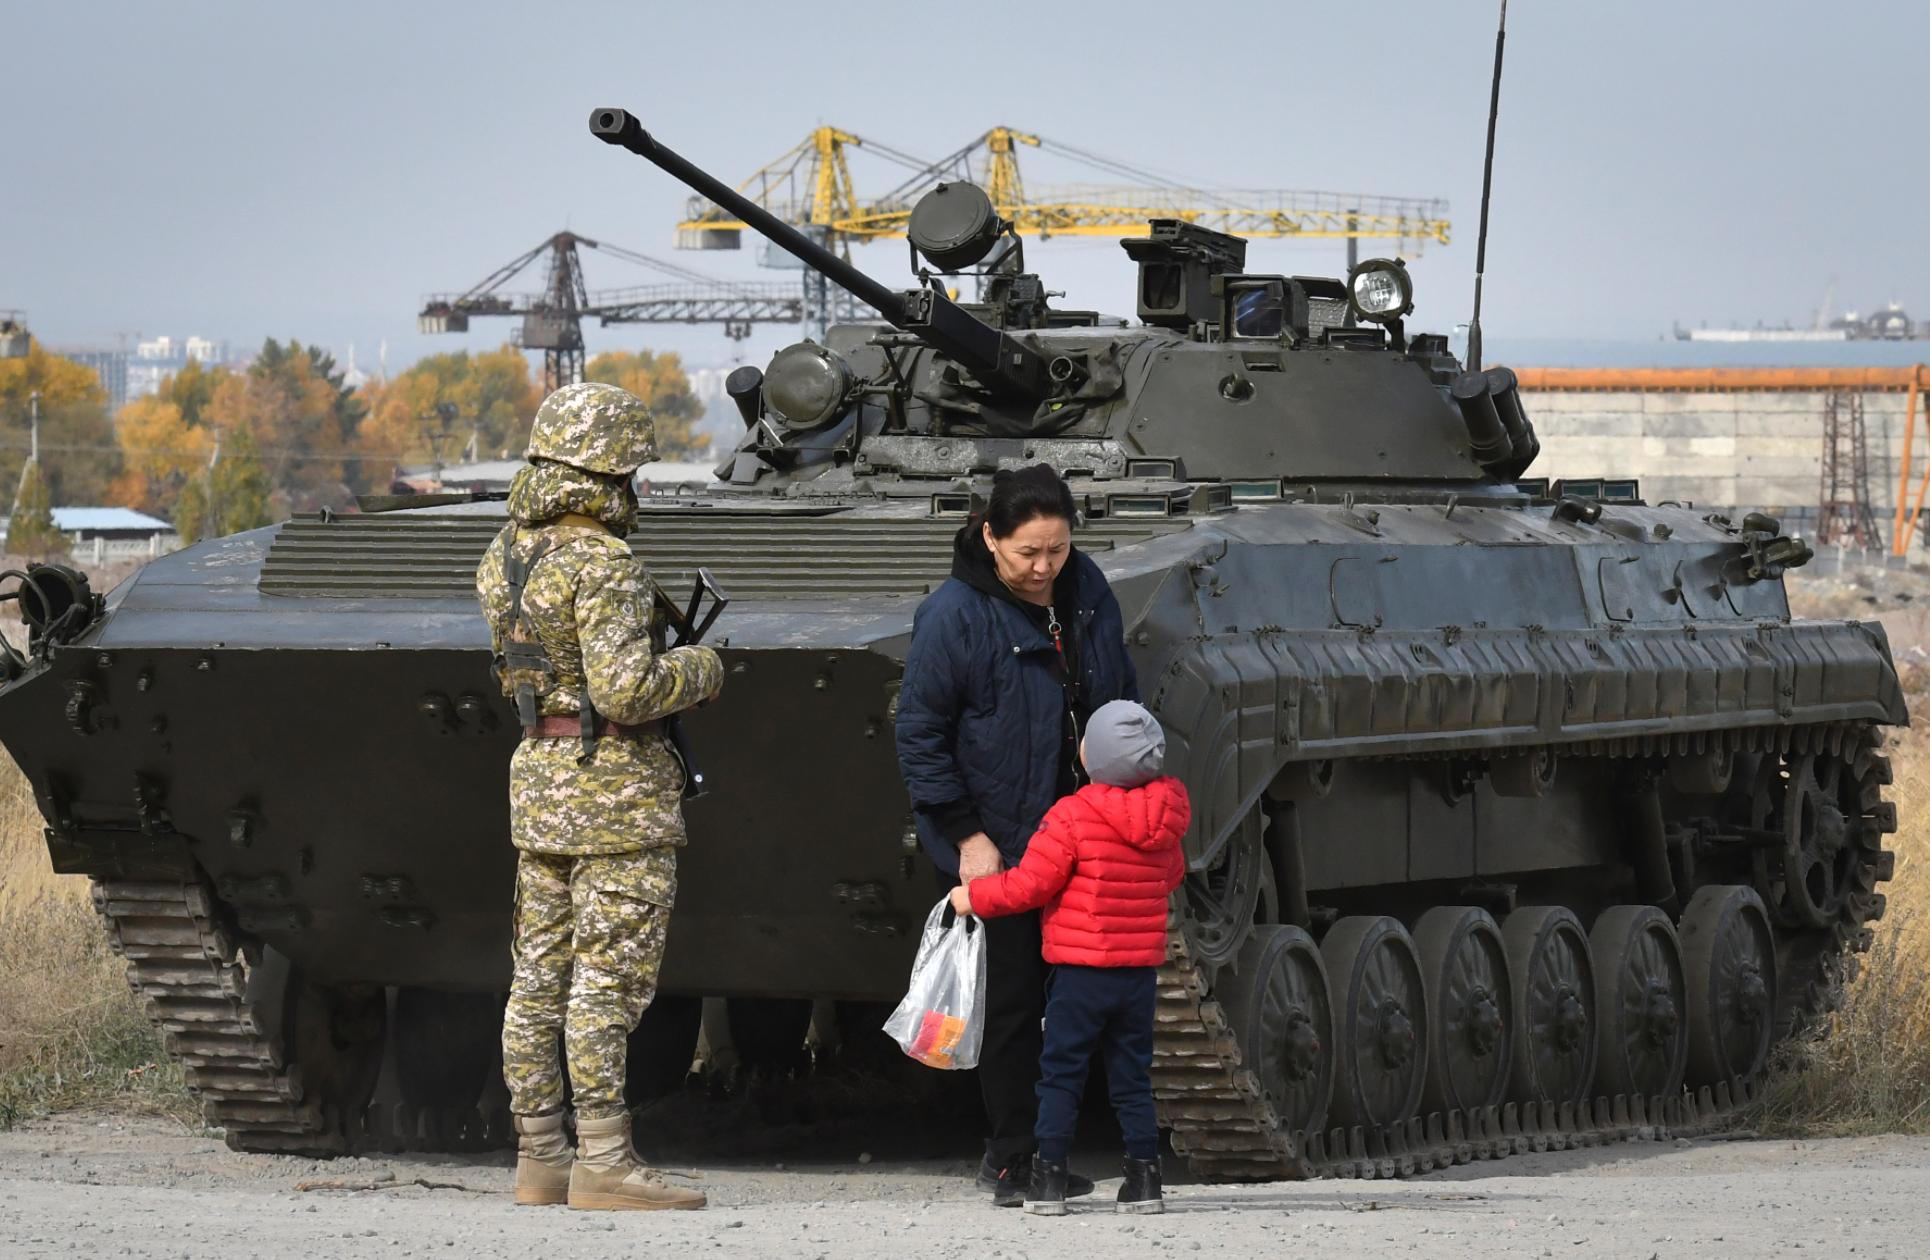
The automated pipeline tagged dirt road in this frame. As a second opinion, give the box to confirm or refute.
[2,1115,1924,1258]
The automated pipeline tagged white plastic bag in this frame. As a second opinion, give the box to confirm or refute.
[883,898,987,1070]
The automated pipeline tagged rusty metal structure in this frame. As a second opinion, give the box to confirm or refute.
[0,111,1906,1180]
[1817,390,1882,548]
[417,232,803,390]
[0,310,30,359]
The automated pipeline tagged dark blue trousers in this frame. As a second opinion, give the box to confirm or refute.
[1035,963,1159,1164]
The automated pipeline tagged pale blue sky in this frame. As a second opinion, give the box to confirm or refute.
[3,0,1924,374]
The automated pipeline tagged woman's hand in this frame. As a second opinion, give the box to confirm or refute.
[957,833,1003,882]
[948,885,974,917]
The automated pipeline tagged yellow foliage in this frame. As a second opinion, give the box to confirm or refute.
[161,358,222,427]
[0,341,118,505]
[206,352,345,510]
[0,340,103,412]
[111,396,215,517]
[585,349,704,458]
[357,346,542,474]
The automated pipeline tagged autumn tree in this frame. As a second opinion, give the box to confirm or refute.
[356,346,541,478]
[162,358,224,427]
[109,393,218,518]
[584,349,704,458]
[5,459,64,557]
[175,427,273,545]
[0,340,120,506]
[109,362,232,513]
[207,339,354,513]
[300,344,367,438]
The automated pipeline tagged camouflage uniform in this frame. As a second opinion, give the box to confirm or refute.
[476,382,725,1122]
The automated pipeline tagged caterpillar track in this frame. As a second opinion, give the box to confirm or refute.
[1150,719,1898,1181]
[92,881,511,1155]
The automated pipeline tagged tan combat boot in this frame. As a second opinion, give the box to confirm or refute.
[512,1111,574,1206]
[568,1112,706,1211]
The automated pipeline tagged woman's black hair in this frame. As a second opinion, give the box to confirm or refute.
[980,464,1078,539]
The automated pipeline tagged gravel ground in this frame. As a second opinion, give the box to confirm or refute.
[3,1115,1926,1258]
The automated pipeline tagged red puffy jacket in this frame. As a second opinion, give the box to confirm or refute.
[966,776,1190,967]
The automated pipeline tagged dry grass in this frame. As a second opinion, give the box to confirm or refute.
[1755,661,1930,1136]
[0,552,195,1128]
[0,752,193,1129]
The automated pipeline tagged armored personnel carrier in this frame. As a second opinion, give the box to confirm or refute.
[0,108,1902,1179]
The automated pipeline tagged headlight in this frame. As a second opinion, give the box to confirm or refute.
[762,342,854,431]
[908,182,1002,272]
[1347,258,1414,323]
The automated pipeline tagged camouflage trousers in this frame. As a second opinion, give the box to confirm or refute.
[501,847,675,1120]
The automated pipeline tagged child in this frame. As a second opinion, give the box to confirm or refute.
[950,699,1189,1215]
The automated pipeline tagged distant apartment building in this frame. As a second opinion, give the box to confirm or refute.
[57,334,231,414]
[63,349,131,411]
[685,363,748,452]
[126,335,228,402]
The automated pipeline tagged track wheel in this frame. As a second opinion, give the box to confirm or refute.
[1413,906,1512,1116]
[1491,748,1557,797]
[1589,906,1688,1100]
[1182,809,1267,972]
[1679,884,1777,1087]
[1321,916,1426,1132]
[1215,924,1335,1136]
[1501,906,1597,1106]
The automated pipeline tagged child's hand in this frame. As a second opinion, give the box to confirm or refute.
[948,884,974,917]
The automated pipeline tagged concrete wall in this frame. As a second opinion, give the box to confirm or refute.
[1521,389,1913,517]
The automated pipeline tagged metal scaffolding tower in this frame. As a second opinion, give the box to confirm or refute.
[1818,390,1883,547]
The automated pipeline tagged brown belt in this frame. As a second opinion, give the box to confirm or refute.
[521,715,656,741]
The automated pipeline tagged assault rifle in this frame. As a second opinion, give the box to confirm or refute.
[650,567,730,798]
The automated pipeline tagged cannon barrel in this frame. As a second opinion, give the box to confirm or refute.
[590,108,1047,402]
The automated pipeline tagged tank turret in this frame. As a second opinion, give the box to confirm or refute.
[592,109,1542,503]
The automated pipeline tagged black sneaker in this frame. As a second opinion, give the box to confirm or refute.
[1025,1158,1069,1216]
[982,1152,1094,1200]
[1116,1156,1164,1214]
[992,1153,1032,1208]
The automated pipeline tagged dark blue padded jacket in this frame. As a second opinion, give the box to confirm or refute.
[895,534,1138,876]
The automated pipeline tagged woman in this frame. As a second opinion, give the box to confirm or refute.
[895,463,1139,1207]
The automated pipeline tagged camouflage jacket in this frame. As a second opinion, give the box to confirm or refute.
[476,462,725,856]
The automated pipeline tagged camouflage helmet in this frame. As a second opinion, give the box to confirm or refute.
[524,382,657,475]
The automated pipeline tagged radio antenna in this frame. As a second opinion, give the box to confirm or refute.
[1466,0,1508,372]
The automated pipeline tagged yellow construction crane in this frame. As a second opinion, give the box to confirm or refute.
[677,125,1451,251]
[675,125,921,250]
[674,125,945,335]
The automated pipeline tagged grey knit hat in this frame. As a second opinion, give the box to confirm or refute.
[1082,700,1167,788]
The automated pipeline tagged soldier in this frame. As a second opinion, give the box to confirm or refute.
[476,382,724,1212]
